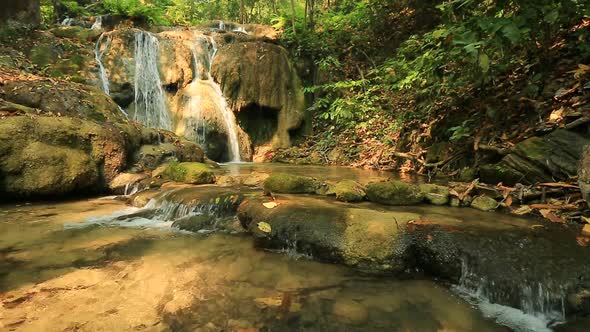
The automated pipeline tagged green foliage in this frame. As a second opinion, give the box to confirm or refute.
[101,0,171,25]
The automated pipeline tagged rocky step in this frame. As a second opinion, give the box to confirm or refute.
[236,193,590,319]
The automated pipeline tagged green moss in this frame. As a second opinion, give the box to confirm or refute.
[365,181,424,206]
[263,173,319,194]
[418,184,449,205]
[334,180,366,202]
[162,162,215,184]
[470,195,498,212]
[50,26,102,42]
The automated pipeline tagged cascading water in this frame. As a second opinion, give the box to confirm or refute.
[61,17,74,26]
[133,31,172,131]
[95,33,128,118]
[452,258,565,332]
[184,33,241,162]
[91,16,103,30]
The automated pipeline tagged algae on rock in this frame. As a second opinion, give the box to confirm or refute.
[263,173,319,194]
[162,162,215,184]
[366,181,424,206]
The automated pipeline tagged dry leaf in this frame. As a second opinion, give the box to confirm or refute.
[263,202,278,209]
[539,209,564,223]
[505,195,513,207]
[576,237,590,247]
[513,205,532,215]
[257,222,272,233]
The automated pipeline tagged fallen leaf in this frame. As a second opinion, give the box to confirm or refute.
[582,224,590,237]
[505,195,513,207]
[539,209,564,223]
[257,222,272,233]
[263,202,278,209]
[582,216,590,224]
[537,182,579,189]
[513,205,532,215]
[576,237,590,247]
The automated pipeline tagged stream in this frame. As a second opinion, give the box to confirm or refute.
[0,164,588,331]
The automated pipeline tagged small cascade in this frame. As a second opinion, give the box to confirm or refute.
[95,33,128,118]
[133,31,172,131]
[91,16,103,30]
[453,258,565,331]
[61,17,74,26]
[184,33,241,162]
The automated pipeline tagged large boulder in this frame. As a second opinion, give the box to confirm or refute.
[263,173,320,194]
[481,130,590,186]
[334,180,366,202]
[161,162,215,185]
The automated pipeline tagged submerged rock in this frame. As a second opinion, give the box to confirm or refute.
[334,180,366,202]
[418,184,449,205]
[161,162,215,185]
[366,181,423,205]
[263,173,319,194]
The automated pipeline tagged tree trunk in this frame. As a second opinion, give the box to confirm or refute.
[240,0,245,24]
[290,0,297,35]
[1,0,40,27]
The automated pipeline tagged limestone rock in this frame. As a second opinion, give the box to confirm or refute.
[366,181,423,206]
[334,180,366,202]
[470,195,498,212]
[161,162,215,185]
[418,184,449,205]
[108,172,149,194]
[263,173,319,194]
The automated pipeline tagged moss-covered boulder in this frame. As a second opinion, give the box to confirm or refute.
[366,181,424,206]
[418,184,449,206]
[334,180,366,202]
[162,162,215,185]
[49,26,102,42]
[470,195,498,212]
[263,173,319,194]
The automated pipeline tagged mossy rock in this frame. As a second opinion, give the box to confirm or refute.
[470,195,498,212]
[263,173,319,194]
[366,181,423,206]
[161,162,215,185]
[334,180,366,202]
[418,184,449,206]
[50,26,102,42]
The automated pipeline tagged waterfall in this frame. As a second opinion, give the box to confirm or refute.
[61,17,74,26]
[95,33,128,118]
[185,33,241,162]
[452,258,565,332]
[95,33,111,95]
[91,16,103,30]
[133,31,172,131]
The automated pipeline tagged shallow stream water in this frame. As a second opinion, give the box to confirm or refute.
[0,164,586,331]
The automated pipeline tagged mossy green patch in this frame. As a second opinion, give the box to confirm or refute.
[263,173,319,194]
[418,184,449,205]
[365,181,423,206]
[162,162,215,185]
[334,180,366,202]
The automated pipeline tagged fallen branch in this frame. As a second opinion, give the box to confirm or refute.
[477,144,514,156]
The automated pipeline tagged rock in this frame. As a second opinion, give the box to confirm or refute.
[365,181,423,206]
[161,162,215,185]
[449,195,472,208]
[263,173,319,194]
[49,26,102,42]
[458,167,477,182]
[482,130,590,186]
[108,172,149,194]
[242,172,269,187]
[579,145,590,208]
[237,194,418,273]
[315,182,336,196]
[582,224,590,237]
[470,195,498,212]
[334,180,366,202]
[418,184,449,205]
[332,299,369,324]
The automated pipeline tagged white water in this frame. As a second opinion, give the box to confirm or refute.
[91,16,103,30]
[452,258,565,331]
[133,31,172,131]
[61,18,74,26]
[95,33,111,95]
[184,33,241,161]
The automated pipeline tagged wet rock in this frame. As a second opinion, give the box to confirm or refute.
[470,195,498,211]
[482,130,590,186]
[161,162,215,185]
[49,26,102,42]
[418,184,449,206]
[458,167,477,182]
[568,287,590,316]
[108,172,149,194]
[449,195,472,208]
[237,195,417,273]
[334,180,366,202]
[332,299,369,325]
[366,181,423,206]
[263,173,320,194]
